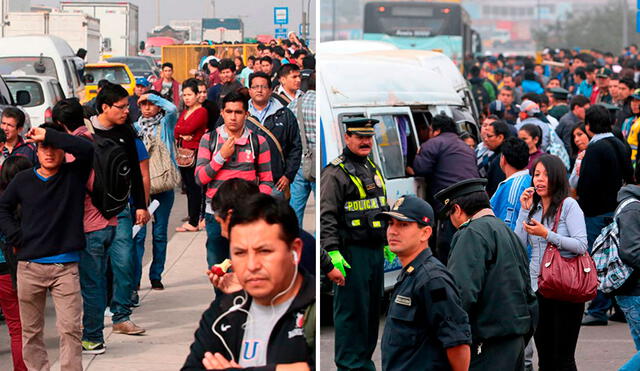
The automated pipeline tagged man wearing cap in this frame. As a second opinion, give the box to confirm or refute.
[496,87,519,126]
[377,195,471,371]
[434,178,537,370]
[591,67,613,105]
[548,87,570,121]
[321,117,391,371]
[128,77,150,123]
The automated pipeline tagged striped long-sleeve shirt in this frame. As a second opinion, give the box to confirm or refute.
[195,124,273,209]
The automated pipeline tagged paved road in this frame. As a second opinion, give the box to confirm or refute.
[0,191,315,370]
[320,308,636,370]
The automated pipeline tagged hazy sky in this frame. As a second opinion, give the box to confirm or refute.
[33,0,315,41]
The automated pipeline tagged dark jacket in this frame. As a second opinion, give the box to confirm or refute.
[556,111,581,157]
[413,132,480,209]
[485,148,506,197]
[128,94,142,123]
[247,98,301,182]
[577,136,634,217]
[182,272,315,371]
[3,136,38,166]
[208,81,243,106]
[613,185,640,296]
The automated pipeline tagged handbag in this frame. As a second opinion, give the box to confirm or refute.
[176,139,196,168]
[295,98,315,182]
[537,201,599,303]
[146,126,182,194]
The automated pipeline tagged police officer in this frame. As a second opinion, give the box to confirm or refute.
[435,178,537,371]
[321,117,393,371]
[548,87,570,121]
[376,195,471,371]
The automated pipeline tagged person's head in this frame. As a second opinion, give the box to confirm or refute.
[134,78,150,97]
[500,137,530,172]
[574,67,586,82]
[161,62,174,80]
[221,91,249,133]
[595,68,611,89]
[498,86,514,106]
[377,195,434,260]
[436,179,491,228]
[539,92,551,113]
[632,89,640,114]
[585,64,597,83]
[248,72,273,106]
[343,118,376,157]
[585,104,612,135]
[609,75,620,100]
[212,178,260,238]
[519,100,541,121]
[52,98,84,132]
[36,123,67,172]
[480,115,498,138]
[137,90,163,118]
[181,78,200,108]
[0,155,32,191]
[302,55,315,70]
[518,124,542,154]
[278,64,301,93]
[234,56,244,72]
[469,65,481,79]
[1,107,26,142]
[430,113,458,137]
[619,78,635,101]
[631,44,639,54]
[219,58,236,84]
[571,123,590,154]
[208,59,220,73]
[570,95,591,120]
[484,119,510,151]
[228,193,302,305]
[292,50,308,68]
[502,74,515,88]
[528,155,569,223]
[547,77,561,89]
[260,56,273,75]
[247,56,256,69]
[460,132,477,149]
[96,82,129,125]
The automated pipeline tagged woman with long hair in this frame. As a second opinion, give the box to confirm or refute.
[568,123,591,193]
[518,123,544,169]
[174,79,208,232]
[515,154,588,370]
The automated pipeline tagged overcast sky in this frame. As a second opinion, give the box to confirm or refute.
[33,0,315,41]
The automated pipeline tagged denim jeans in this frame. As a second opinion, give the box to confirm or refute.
[79,226,115,343]
[289,168,315,227]
[109,206,134,324]
[616,295,640,371]
[585,213,614,320]
[205,213,229,269]
[134,190,175,284]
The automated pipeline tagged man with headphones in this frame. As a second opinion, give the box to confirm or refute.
[182,193,315,370]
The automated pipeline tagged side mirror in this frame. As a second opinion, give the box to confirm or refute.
[16,90,30,106]
[140,41,146,51]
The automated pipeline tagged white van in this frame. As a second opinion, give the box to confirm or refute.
[0,36,85,100]
[319,45,476,289]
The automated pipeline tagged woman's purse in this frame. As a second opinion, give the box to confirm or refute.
[537,201,599,303]
[176,138,196,168]
[147,126,181,194]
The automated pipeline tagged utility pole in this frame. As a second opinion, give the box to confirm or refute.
[622,0,629,50]
[156,0,160,27]
[332,0,336,40]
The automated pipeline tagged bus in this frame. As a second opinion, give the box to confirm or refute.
[363,0,481,64]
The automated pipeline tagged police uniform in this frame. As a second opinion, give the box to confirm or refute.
[321,118,388,371]
[548,87,570,121]
[435,179,537,371]
[377,196,471,371]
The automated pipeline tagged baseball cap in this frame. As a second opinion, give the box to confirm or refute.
[596,67,612,78]
[489,100,505,116]
[376,195,434,227]
[519,100,541,115]
[631,88,640,100]
[135,77,150,87]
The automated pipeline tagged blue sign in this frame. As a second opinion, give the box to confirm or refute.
[274,7,288,25]
[275,28,288,39]
[637,11,640,33]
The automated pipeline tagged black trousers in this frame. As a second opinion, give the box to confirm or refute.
[534,293,585,371]
[471,335,525,371]
[179,164,202,227]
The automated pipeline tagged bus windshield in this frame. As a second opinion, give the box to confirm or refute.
[364,2,461,37]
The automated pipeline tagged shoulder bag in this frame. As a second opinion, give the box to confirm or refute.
[537,200,599,303]
[147,125,182,194]
[246,116,290,199]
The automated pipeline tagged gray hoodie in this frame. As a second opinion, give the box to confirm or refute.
[613,185,640,296]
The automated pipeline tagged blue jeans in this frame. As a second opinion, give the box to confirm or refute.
[109,206,134,324]
[205,213,229,269]
[289,168,315,227]
[133,190,175,284]
[79,226,116,343]
[585,213,614,320]
[616,295,640,370]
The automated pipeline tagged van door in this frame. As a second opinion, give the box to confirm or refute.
[65,58,84,100]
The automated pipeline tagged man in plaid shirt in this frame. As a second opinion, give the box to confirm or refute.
[195,91,273,268]
[288,73,316,226]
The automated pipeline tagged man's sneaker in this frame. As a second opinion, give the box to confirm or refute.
[82,341,106,354]
[112,320,146,335]
[151,279,164,290]
[131,291,140,307]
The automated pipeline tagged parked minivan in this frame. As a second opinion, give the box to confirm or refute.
[0,36,85,100]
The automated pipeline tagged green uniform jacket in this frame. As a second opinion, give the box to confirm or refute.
[447,211,537,343]
[549,104,569,121]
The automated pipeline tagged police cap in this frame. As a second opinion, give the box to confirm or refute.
[434,178,488,215]
[549,87,569,100]
[596,67,612,78]
[343,117,378,137]
[376,195,434,227]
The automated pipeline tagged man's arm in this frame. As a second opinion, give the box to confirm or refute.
[140,158,150,205]
[447,230,490,313]
[412,141,438,177]
[42,128,94,167]
[282,109,302,182]
[146,94,178,130]
[195,132,224,187]
[0,179,22,249]
[181,299,228,371]
[446,345,471,371]
[320,167,345,253]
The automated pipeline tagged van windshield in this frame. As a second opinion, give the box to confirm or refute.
[0,57,57,79]
[84,66,131,85]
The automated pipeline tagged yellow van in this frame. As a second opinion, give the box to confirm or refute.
[82,62,135,103]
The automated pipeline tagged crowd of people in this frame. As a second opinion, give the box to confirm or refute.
[0,34,316,371]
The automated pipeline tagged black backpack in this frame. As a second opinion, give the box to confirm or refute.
[86,124,132,219]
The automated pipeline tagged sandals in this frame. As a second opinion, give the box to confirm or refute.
[176,222,199,232]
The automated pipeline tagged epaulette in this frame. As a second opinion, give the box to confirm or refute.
[330,155,345,166]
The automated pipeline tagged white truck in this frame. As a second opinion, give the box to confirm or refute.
[201,18,243,43]
[61,1,139,57]
[4,11,101,63]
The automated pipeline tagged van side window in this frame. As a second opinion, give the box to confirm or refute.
[370,114,410,179]
[62,60,73,90]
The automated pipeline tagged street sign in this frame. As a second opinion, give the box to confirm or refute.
[274,7,288,25]
[275,28,288,39]
[637,10,640,33]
